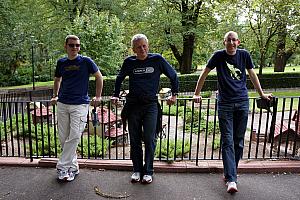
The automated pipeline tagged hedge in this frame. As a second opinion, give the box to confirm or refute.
[89,72,300,96]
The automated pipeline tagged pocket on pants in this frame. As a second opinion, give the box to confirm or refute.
[79,115,87,133]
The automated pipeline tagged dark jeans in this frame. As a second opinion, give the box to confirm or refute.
[127,102,158,175]
[218,100,249,182]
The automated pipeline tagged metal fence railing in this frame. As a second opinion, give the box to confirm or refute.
[0,96,299,166]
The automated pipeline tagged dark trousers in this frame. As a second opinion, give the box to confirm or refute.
[127,102,158,175]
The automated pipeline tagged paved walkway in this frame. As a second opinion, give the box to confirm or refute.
[0,158,300,200]
[1,157,300,173]
[1,166,300,200]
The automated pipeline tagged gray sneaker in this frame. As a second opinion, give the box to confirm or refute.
[67,170,79,182]
[57,170,69,181]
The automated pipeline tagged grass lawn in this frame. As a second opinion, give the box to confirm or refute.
[248,90,300,98]
[253,65,300,73]
[0,81,53,90]
[249,90,300,111]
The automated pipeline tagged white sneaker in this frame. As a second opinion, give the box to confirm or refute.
[131,172,141,182]
[142,175,153,184]
[67,170,79,182]
[226,182,238,193]
[57,170,69,181]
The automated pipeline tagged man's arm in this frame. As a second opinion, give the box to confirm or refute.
[94,71,103,98]
[51,77,62,105]
[91,71,103,106]
[247,68,272,100]
[111,72,127,104]
[193,67,211,102]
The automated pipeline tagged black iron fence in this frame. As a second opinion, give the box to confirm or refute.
[0,96,299,165]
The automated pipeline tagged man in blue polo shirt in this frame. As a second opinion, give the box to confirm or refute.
[193,31,272,193]
[111,34,179,184]
[51,35,103,182]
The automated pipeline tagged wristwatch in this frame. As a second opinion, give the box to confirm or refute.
[52,94,58,98]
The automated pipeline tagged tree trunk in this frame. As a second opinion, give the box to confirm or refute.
[274,23,287,72]
[165,0,202,74]
[165,29,183,68]
[180,33,195,74]
[258,51,266,75]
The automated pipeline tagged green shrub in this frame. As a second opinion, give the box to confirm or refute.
[78,135,110,157]
[0,113,31,140]
[88,72,300,96]
[155,139,190,159]
[0,122,5,141]
[212,134,221,150]
[30,128,61,157]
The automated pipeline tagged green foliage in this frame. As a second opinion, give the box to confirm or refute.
[89,71,300,96]
[78,135,110,157]
[212,134,221,150]
[155,139,190,159]
[0,122,5,141]
[66,10,126,76]
[184,110,220,135]
[162,100,220,136]
[30,126,61,157]
[161,105,180,116]
[0,113,30,136]
[2,66,33,86]
[1,111,111,158]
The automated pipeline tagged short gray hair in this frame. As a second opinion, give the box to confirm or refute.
[131,34,148,47]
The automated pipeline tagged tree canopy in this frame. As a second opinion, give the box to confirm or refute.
[0,0,299,86]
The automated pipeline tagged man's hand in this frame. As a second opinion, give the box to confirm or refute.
[193,94,202,103]
[110,96,119,105]
[261,93,273,101]
[50,96,58,105]
[91,96,102,107]
[166,95,176,106]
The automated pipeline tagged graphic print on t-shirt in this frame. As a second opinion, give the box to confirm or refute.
[226,62,242,80]
[65,65,80,71]
[133,67,154,74]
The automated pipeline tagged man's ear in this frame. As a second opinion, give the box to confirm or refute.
[223,40,226,46]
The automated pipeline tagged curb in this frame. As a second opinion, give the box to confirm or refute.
[0,157,300,173]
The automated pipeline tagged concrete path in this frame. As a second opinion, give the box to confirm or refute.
[0,166,300,200]
[0,157,300,200]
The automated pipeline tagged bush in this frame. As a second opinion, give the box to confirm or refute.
[88,72,300,96]
[155,139,190,160]
[78,135,110,157]
[30,127,61,157]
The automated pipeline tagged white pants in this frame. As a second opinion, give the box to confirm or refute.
[56,102,89,172]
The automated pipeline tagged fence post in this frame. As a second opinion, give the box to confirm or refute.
[268,97,278,143]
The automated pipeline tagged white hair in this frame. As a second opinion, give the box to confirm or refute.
[131,34,148,47]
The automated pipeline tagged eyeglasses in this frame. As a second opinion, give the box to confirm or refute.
[68,44,80,48]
